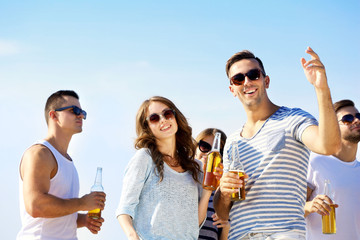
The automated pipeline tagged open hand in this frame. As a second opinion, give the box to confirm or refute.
[300,47,328,89]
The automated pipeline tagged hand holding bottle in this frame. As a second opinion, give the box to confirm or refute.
[88,167,106,219]
[203,133,223,190]
[213,163,224,180]
[78,213,105,234]
[80,191,106,211]
[218,171,246,199]
[322,179,337,234]
[229,141,246,201]
[307,194,335,216]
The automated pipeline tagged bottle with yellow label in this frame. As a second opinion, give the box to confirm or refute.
[87,167,104,219]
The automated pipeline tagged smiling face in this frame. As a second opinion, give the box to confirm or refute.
[147,101,178,143]
[229,58,270,108]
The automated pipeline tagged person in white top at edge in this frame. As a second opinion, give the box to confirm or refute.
[17,90,106,240]
[213,47,341,240]
[305,99,360,240]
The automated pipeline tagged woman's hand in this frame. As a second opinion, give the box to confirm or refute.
[212,213,230,228]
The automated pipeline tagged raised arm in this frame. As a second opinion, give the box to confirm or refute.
[20,145,106,218]
[300,47,341,155]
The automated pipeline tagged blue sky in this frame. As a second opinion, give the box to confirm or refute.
[1,1,359,239]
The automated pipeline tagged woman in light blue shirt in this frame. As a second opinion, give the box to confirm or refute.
[116,96,212,240]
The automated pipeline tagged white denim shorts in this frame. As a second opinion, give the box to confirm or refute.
[240,230,305,240]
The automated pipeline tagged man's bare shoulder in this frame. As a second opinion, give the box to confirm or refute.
[23,144,54,162]
[20,144,57,178]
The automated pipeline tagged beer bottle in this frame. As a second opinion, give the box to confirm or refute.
[88,167,104,219]
[322,179,336,234]
[230,141,246,201]
[202,132,222,190]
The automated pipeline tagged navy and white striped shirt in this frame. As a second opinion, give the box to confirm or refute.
[198,192,222,240]
[223,106,318,239]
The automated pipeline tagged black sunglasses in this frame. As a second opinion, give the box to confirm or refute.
[198,140,212,153]
[146,109,175,124]
[230,68,265,86]
[339,113,360,125]
[55,105,87,120]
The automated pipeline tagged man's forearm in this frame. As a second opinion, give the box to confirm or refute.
[25,192,83,218]
[213,188,232,220]
[315,86,341,154]
[77,213,86,228]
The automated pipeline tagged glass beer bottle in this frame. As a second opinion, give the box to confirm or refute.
[202,132,222,190]
[322,179,336,234]
[230,141,246,201]
[87,167,104,219]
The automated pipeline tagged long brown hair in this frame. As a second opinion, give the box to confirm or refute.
[135,96,200,182]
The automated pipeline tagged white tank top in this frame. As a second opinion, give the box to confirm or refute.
[17,140,80,240]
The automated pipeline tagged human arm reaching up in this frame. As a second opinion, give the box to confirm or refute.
[300,47,341,155]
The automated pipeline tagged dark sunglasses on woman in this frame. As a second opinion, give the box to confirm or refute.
[146,109,175,124]
[198,140,212,153]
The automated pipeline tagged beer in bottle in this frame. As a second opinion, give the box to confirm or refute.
[88,167,104,219]
[202,132,222,190]
[230,141,246,201]
[322,179,336,234]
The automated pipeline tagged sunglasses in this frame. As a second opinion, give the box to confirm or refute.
[55,105,87,120]
[339,113,360,125]
[146,109,175,124]
[198,140,212,153]
[230,68,265,86]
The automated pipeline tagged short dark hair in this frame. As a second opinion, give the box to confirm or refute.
[225,50,266,78]
[45,90,79,124]
[333,99,355,113]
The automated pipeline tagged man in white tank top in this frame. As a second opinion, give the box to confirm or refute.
[17,90,106,240]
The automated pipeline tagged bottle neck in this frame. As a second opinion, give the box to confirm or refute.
[91,167,104,192]
[211,132,221,153]
[324,180,331,196]
[94,169,102,184]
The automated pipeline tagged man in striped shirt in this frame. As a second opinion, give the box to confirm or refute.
[213,47,341,240]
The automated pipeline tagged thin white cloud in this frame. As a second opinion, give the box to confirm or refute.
[0,39,20,56]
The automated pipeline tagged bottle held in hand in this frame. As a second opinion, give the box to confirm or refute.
[88,167,104,219]
[203,132,222,190]
[322,179,336,234]
[230,141,246,201]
